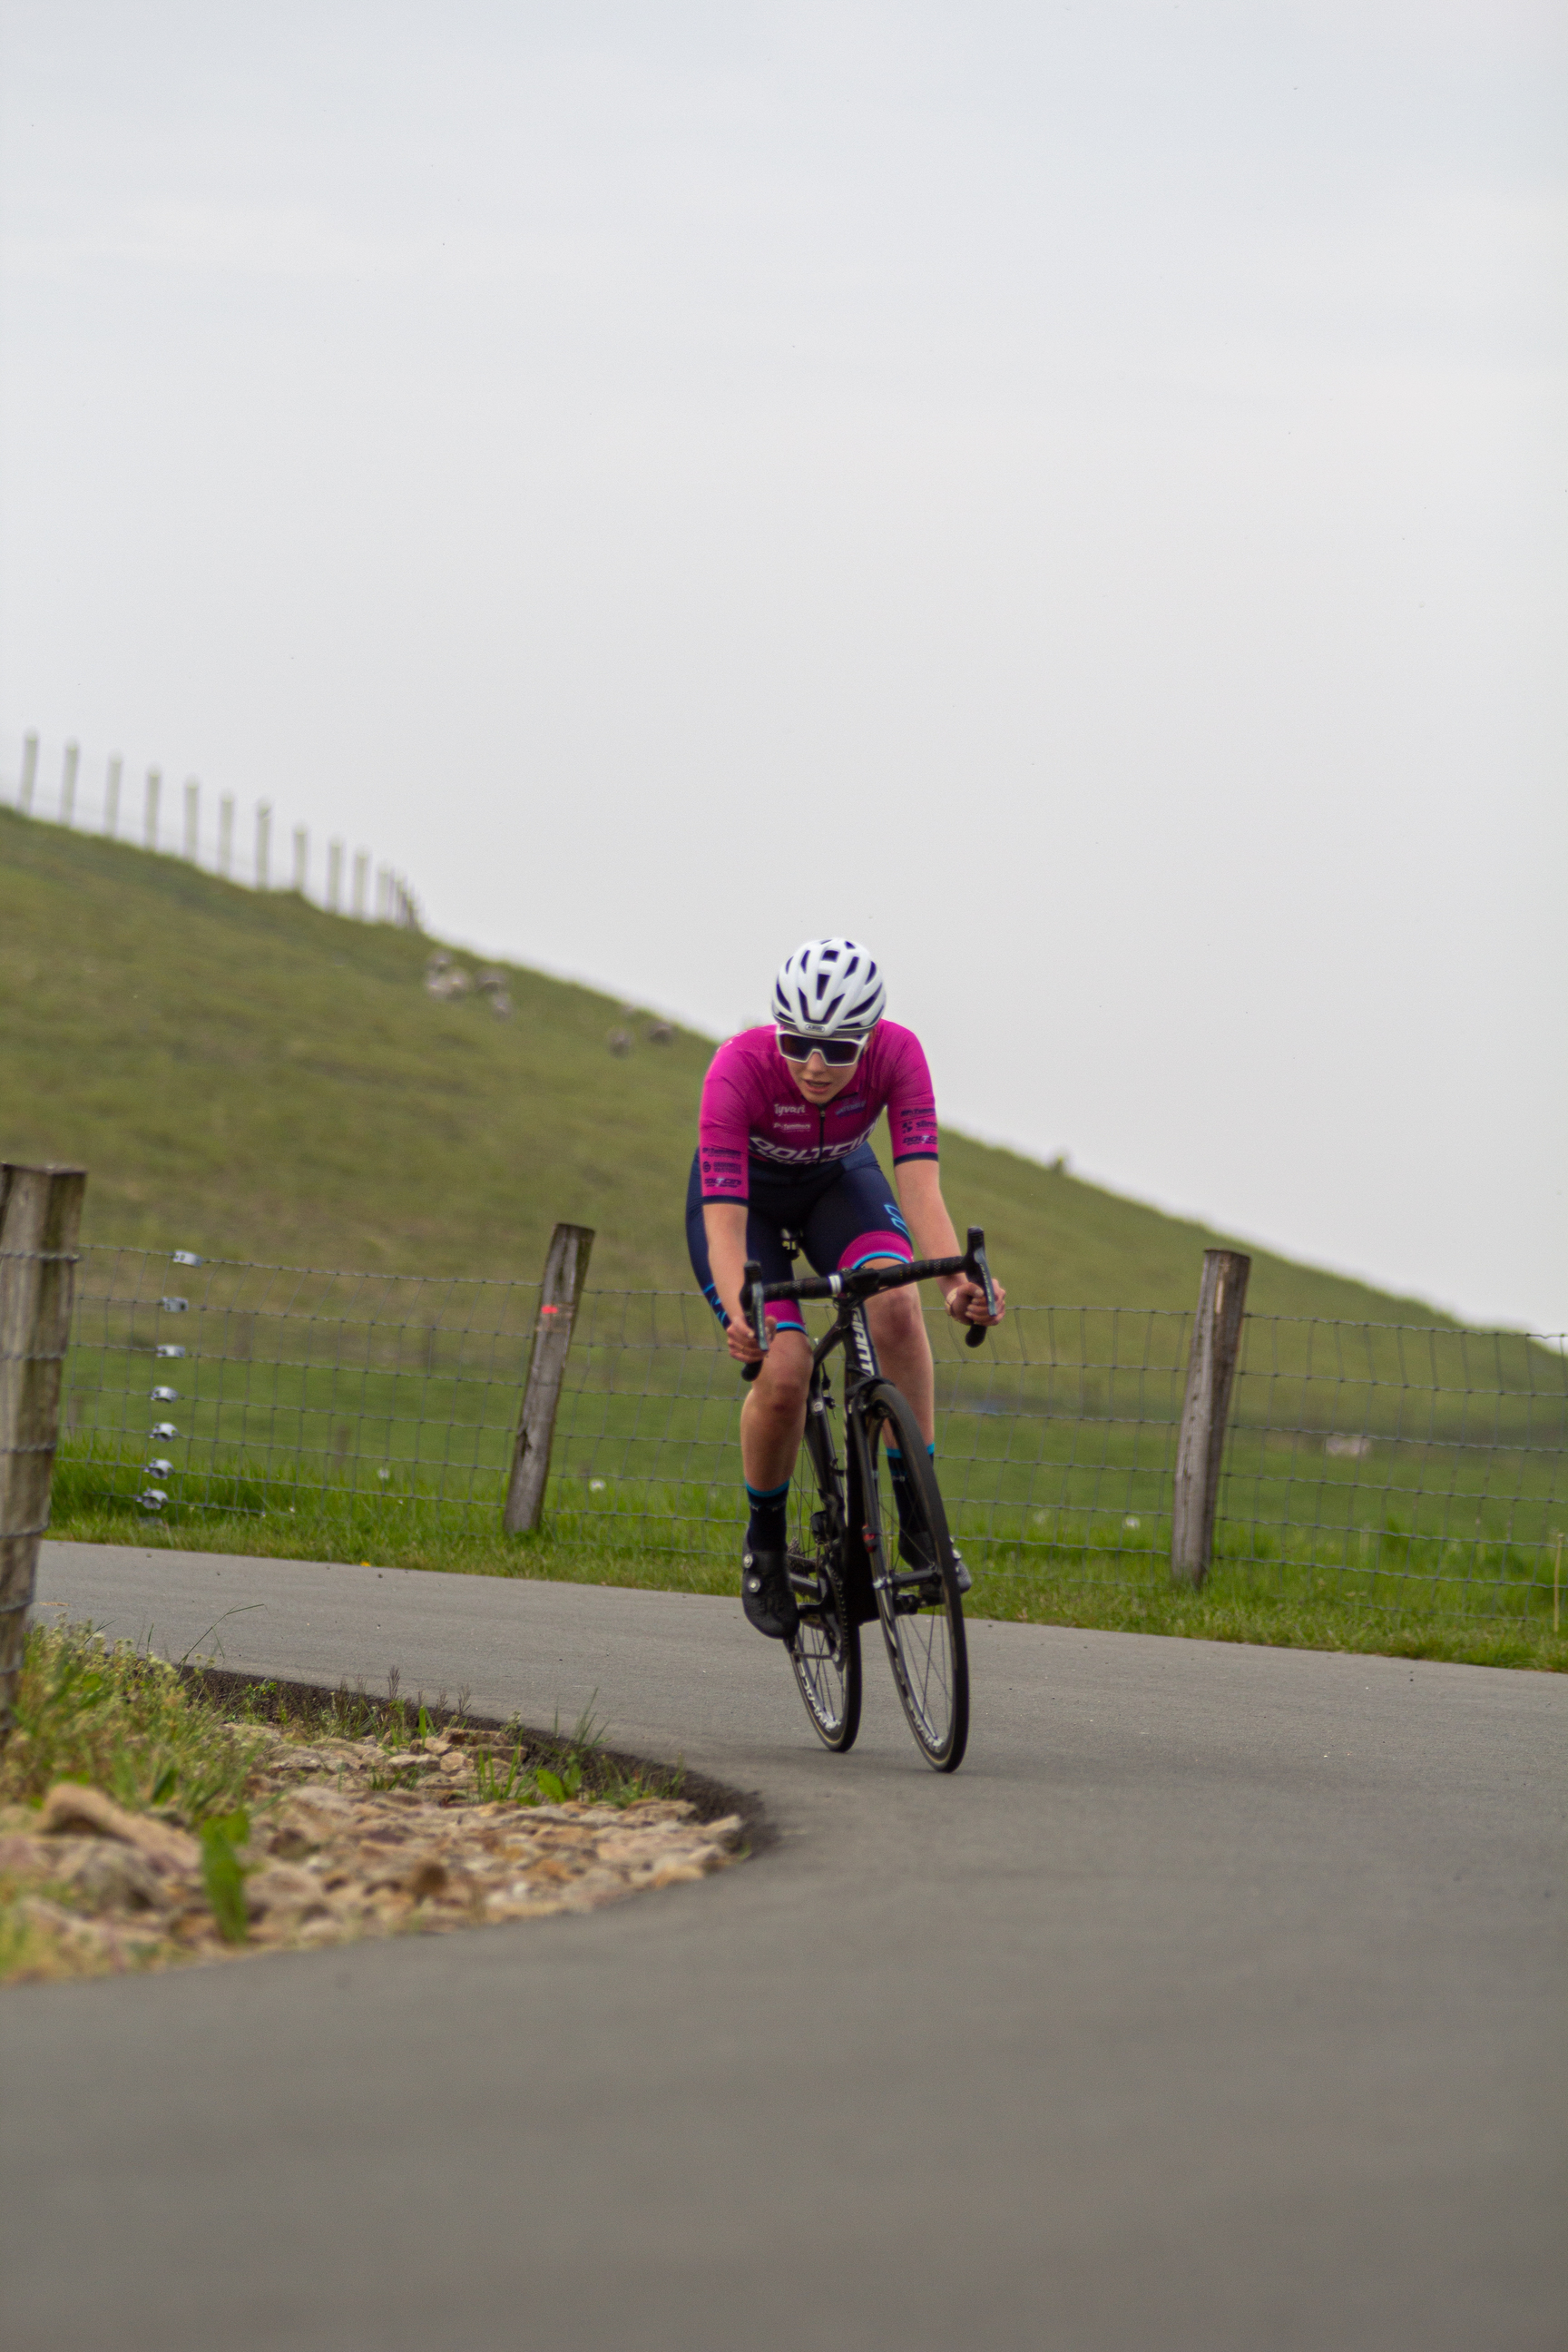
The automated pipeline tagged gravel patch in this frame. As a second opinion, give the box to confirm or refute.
[0,1719,748,1981]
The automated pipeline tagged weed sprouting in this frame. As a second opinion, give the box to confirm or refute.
[0,1623,260,1818]
[199,1811,253,1943]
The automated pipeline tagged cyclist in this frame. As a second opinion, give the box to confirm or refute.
[687,936,1005,1641]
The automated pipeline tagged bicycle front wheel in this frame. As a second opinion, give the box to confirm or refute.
[858,1382,969,1772]
[787,1389,863,1753]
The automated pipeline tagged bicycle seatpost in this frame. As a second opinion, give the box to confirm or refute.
[964,1227,997,1348]
[740,1258,768,1384]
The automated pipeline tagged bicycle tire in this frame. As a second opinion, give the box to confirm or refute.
[857,1382,969,1772]
[786,1391,863,1753]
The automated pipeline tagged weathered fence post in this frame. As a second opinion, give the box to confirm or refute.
[19,731,38,814]
[184,778,201,862]
[1171,1248,1251,1589]
[219,793,234,877]
[104,755,122,837]
[504,1223,595,1534]
[144,766,162,848]
[61,741,79,827]
[327,839,343,913]
[293,826,309,894]
[256,800,271,889]
[0,1164,87,1739]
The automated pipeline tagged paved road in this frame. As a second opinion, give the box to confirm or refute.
[5,1541,1564,2352]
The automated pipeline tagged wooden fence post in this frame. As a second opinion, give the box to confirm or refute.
[504,1223,594,1535]
[62,741,79,827]
[184,778,201,862]
[0,1164,87,1739]
[144,767,162,849]
[104,755,122,838]
[1171,1248,1251,1589]
[19,731,38,814]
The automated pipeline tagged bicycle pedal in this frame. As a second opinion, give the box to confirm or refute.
[896,1574,945,1614]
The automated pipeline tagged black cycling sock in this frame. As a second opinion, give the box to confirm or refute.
[885,1446,936,1531]
[744,1478,790,1552]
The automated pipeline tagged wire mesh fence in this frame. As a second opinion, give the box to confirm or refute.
[53,1244,1568,1623]
[1220,1318,1566,1615]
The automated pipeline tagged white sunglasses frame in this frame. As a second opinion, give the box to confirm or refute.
[774,1026,869,1067]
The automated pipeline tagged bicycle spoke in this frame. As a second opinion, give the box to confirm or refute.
[862,1387,969,1771]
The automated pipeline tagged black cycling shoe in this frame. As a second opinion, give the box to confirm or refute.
[741,1548,799,1642]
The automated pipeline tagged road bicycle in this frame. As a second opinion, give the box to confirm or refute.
[740,1229,997,1773]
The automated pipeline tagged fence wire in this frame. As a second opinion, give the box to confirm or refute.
[54,1245,1567,1622]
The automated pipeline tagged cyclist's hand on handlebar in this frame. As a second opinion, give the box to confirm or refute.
[724,1306,775,1365]
[943,1273,1005,1328]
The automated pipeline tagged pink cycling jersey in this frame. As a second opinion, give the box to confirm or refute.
[697,1023,939,1205]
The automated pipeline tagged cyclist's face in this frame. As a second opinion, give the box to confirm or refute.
[786,1046,860,1104]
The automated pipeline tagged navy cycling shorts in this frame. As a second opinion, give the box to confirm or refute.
[686,1143,912,1335]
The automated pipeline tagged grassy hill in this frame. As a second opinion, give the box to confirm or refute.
[0,803,1490,1324]
[10,805,1561,1672]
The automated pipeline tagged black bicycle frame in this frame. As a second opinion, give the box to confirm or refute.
[739,1229,998,1600]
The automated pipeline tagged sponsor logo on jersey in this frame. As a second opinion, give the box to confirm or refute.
[750,1127,876,1166]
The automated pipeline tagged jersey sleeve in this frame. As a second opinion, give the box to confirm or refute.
[697,1041,754,1204]
[884,1027,940,1163]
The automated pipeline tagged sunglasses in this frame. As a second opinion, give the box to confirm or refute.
[777,1029,867,1067]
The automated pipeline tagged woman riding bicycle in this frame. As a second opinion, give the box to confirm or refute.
[687,936,1006,1642]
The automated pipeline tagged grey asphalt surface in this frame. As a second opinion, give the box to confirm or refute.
[5,1540,1565,2352]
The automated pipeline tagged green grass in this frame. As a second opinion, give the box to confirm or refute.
[0,1619,262,1819]
[47,1446,1568,1673]
[50,1293,1565,1626]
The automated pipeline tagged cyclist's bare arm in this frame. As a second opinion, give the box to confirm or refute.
[702,1202,785,1363]
[894,1161,1006,1327]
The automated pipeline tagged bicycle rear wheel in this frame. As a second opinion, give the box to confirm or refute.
[858,1382,969,1772]
[787,1390,862,1753]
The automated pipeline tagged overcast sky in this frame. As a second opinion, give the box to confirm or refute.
[3,2,1563,1329]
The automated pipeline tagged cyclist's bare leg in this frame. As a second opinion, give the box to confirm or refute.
[739,1328,813,1492]
[863,1267,936,1445]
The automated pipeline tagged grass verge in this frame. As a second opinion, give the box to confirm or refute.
[47,1492,1568,1673]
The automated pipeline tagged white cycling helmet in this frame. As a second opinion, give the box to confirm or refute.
[771,937,887,1038]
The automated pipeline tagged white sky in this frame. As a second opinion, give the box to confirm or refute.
[3,1,1563,1330]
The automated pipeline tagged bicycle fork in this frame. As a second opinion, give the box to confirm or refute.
[788,1378,847,1615]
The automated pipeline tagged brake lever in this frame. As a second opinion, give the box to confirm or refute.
[964,1226,997,1350]
[740,1259,768,1382]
